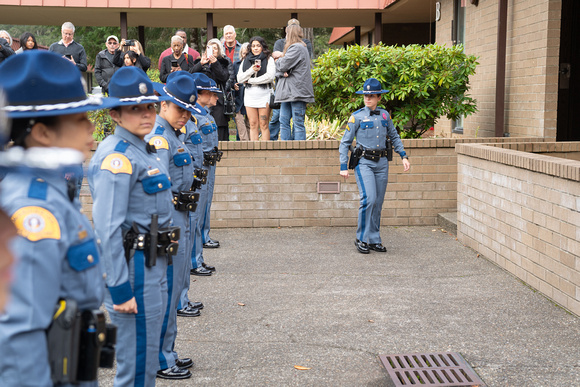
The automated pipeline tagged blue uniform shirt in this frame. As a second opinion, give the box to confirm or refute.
[339,106,407,170]
[187,117,204,170]
[88,125,173,305]
[146,116,195,193]
[197,106,218,152]
[0,170,104,386]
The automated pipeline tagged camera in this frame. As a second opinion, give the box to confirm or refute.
[125,39,135,46]
[171,59,178,67]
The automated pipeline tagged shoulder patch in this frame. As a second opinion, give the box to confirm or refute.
[348,115,356,124]
[12,206,61,241]
[100,154,133,174]
[191,116,198,125]
[180,126,187,134]
[149,136,169,150]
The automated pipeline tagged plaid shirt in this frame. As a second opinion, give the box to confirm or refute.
[223,40,241,64]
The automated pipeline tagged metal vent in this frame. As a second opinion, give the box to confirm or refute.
[379,352,486,387]
[317,181,340,194]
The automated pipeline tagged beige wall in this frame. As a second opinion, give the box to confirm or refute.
[456,141,580,316]
[81,138,544,228]
[435,0,561,139]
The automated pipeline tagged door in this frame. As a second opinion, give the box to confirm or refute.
[557,0,580,141]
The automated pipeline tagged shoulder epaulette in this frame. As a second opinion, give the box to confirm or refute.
[28,178,48,200]
[114,140,130,153]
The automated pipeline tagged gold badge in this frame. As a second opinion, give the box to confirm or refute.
[147,168,160,176]
[12,206,61,241]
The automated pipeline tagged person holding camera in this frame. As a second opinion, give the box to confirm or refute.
[160,35,191,83]
[94,35,120,94]
[0,30,15,64]
[339,78,410,254]
[237,36,275,141]
[190,39,233,142]
[113,38,151,72]
[48,22,87,72]
[0,50,114,386]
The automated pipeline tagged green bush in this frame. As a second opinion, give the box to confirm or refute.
[89,108,114,141]
[309,44,478,138]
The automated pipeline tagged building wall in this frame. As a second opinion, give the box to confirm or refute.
[434,0,561,140]
[81,138,543,228]
[456,141,580,316]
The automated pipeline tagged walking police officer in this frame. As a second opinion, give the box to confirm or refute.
[339,78,410,254]
[0,51,115,386]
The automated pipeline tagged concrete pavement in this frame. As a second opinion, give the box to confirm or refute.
[100,226,580,386]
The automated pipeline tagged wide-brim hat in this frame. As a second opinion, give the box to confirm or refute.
[0,50,117,118]
[190,73,222,94]
[108,67,170,107]
[153,72,201,113]
[355,78,390,95]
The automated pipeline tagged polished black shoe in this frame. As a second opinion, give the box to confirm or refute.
[203,238,220,248]
[176,306,201,317]
[202,262,216,272]
[189,301,204,310]
[175,358,194,369]
[191,267,212,276]
[369,243,387,252]
[156,365,191,379]
[354,239,370,254]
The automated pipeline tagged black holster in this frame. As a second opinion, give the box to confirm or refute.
[348,146,362,170]
[123,219,181,267]
[47,300,117,384]
[203,152,217,166]
[213,146,224,162]
[173,191,200,212]
[194,168,208,186]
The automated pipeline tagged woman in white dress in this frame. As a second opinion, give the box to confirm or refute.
[237,36,275,141]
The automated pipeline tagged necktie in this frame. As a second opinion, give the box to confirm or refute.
[146,143,157,153]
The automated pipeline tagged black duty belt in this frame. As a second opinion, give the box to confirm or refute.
[123,220,181,267]
[361,148,388,161]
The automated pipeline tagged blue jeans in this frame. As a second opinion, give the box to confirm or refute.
[269,108,280,141]
[280,101,306,141]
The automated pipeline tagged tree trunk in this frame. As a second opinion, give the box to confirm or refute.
[304,27,314,57]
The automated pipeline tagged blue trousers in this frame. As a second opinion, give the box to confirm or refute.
[269,108,280,141]
[280,101,307,141]
[201,164,216,244]
[105,251,168,387]
[159,209,191,370]
[354,157,389,244]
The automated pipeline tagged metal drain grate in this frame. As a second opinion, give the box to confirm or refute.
[379,352,486,386]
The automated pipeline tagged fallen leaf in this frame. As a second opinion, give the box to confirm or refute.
[368,319,375,323]
[440,229,447,233]
[237,303,245,306]
[477,254,480,257]
[432,229,437,232]
[294,365,311,370]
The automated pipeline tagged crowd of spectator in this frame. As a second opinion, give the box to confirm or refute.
[2,18,315,141]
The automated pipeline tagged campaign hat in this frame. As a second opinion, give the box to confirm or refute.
[153,71,201,113]
[355,78,390,95]
[108,67,170,107]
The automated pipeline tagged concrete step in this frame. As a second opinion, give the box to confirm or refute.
[437,212,457,235]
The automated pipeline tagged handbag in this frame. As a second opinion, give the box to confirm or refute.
[269,84,281,110]
[223,89,235,116]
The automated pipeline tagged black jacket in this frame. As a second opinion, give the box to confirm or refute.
[190,56,233,127]
[0,38,15,64]
[94,50,118,93]
[48,40,88,72]
[160,54,190,83]
[112,49,151,72]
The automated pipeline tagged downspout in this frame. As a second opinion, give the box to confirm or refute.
[495,0,508,137]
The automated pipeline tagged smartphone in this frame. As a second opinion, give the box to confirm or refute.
[206,46,213,57]
[125,39,135,46]
[64,54,72,60]
[171,59,178,67]
[254,59,261,69]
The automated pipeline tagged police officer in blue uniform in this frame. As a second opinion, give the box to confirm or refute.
[189,73,220,276]
[146,71,202,379]
[89,67,177,387]
[339,78,410,254]
[200,77,221,251]
[0,51,115,386]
